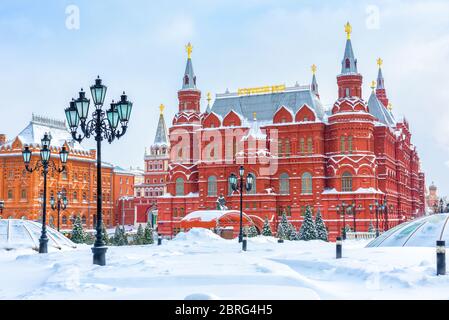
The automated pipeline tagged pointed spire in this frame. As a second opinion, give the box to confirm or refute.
[376,58,385,89]
[311,64,319,97]
[340,22,358,74]
[205,92,212,113]
[182,42,197,90]
[375,57,389,107]
[153,104,169,146]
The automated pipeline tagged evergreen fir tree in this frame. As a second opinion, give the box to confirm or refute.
[287,223,298,241]
[314,209,328,242]
[261,217,273,236]
[143,221,154,245]
[298,206,317,241]
[71,215,85,244]
[276,213,290,240]
[247,225,258,238]
[134,224,145,245]
[113,225,128,246]
[84,232,95,245]
[101,222,111,246]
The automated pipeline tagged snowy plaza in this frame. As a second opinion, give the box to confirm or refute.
[0,227,448,300]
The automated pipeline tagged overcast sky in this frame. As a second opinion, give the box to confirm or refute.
[0,0,448,194]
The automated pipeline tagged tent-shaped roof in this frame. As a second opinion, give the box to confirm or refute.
[367,214,449,248]
[0,219,76,251]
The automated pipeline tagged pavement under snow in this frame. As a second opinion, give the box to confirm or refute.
[0,228,448,300]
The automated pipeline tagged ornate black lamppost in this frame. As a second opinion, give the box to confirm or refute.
[337,201,349,240]
[50,191,68,232]
[229,166,254,244]
[22,133,69,253]
[439,198,444,214]
[384,196,389,231]
[65,76,133,266]
[374,201,381,237]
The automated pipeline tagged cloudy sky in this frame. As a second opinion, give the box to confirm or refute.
[1,0,448,194]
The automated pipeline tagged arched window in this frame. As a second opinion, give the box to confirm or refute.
[21,189,27,200]
[345,58,350,69]
[285,139,290,156]
[228,174,237,195]
[348,136,353,153]
[342,172,353,192]
[73,191,78,202]
[300,138,305,154]
[207,176,217,197]
[82,215,87,225]
[301,172,313,194]
[278,139,283,156]
[62,171,68,180]
[175,178,185,196]
[307,137,313,153]
[279,173,290,195]
[247,173,256,195]
[7,189,13,200]
[184,75,189,86]
[340,136,346,152]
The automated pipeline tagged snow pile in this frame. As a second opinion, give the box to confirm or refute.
[173,228,225,243]
[1,232,449,300]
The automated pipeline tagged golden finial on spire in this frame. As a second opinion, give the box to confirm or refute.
[159,103,165,114]
[311,64,317,75]
[253,112,257,121]
[185,42,193,59]
[344,22,352,40]
[370,80,376,91]
[377,57,383,68]
[207,92,212,105]
[388,103,393,111]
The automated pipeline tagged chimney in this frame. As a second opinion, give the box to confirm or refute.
[0,134,6,145]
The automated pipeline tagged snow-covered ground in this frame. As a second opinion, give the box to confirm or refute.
[0,228,448,300]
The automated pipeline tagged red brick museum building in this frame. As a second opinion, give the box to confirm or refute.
[157,24,426,240]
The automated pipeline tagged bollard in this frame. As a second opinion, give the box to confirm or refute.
[436,240,446,276]
[336,236,342,259]
[278,238,284,243]
[242,235,248,251]
[157,235,162,246]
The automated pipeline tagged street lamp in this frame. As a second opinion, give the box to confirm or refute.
[384,196,389,231]
[22,133,68,253]
[65,76,133,266]
[374,200,380,237]
[230,165,253,244]
[50,191,68,232]
[0,200,4,217]
[439,199,444,214]
[341,201,347,240]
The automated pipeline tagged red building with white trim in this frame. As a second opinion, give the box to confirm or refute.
[157,26,426,240]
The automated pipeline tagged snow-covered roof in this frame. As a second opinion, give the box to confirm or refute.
[367,92,396,127]
[367,214,449,248]
[0,219,76,251]
[211,85,325,123]
[3,114,85,152]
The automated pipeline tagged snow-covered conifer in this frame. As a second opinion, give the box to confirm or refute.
[315,209,328,241]
[298,206,317,241]
[261,217,272,236]
[71,215,85,244]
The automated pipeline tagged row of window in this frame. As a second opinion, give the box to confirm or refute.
[174,171,354,196]
[278,137,314,156]
[146,178,165,184]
